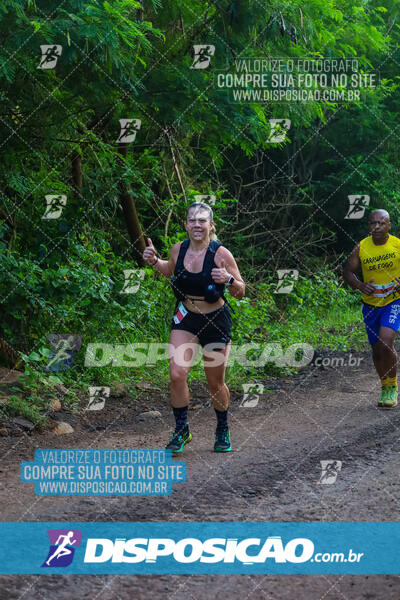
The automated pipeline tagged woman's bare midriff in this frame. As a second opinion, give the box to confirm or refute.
[182,296,225,314]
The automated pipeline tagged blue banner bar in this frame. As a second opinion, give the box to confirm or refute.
[0,522,399,574]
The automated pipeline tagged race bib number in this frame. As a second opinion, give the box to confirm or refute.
[173,302,188,324]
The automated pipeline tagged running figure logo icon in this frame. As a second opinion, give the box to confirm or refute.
[120,269,145,294]
[42,529,82,567]
[345,195,370,219]
[190,45,215,69]
[317,460,342,485]
[37,45,62,69]
[116,119,141,144]
[240,383,264,407]
[267,119,291,143]
[45,334,82,372]
[275,269,298,294]
[86,386,110,411]
[194,194,216,206]
[42,194,67,219]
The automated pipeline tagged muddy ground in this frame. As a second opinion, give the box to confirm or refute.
[1,351,400,598]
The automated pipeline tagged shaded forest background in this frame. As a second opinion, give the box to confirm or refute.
[1,0,400,420]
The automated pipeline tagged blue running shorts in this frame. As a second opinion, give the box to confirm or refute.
[361,299,400,345]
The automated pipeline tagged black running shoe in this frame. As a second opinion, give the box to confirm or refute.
[214,427,232,452]
[165,426,192,453]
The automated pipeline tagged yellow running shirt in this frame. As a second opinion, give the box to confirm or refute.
[359,234,400,306]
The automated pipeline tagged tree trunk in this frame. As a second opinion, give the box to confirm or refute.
[0,337,23,369]
[72,151,82,194]
[117,144,146,265]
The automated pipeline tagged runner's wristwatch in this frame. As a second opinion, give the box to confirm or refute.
[227,275,234,286]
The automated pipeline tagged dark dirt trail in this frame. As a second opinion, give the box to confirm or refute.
[1,351,400,598]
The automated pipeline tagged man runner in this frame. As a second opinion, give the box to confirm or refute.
[343,209,400,408]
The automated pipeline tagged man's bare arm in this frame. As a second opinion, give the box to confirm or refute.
[343,244,375,294]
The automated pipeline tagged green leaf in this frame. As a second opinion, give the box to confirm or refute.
[47,375,63,385]
[30,20,41,33]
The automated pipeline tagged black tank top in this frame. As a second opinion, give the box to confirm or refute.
[171,239,225,299]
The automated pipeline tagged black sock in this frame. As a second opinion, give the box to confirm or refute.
[173,406,189,430]
[215,408,228,430]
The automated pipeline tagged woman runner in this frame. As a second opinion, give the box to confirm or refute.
[142,202,245,453]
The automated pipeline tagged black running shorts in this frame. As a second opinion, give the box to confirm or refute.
[171,303,232,348]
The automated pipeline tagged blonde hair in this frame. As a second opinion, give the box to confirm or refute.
[186,202,218,241]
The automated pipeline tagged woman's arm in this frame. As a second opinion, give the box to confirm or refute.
[212,246,246,300]
[144,240,180,279]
